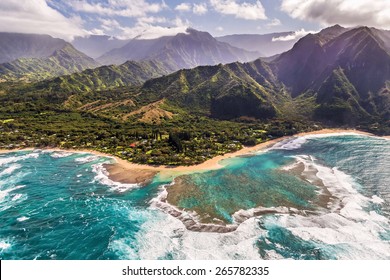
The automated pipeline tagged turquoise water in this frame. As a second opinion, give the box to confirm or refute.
[0,134,389,259]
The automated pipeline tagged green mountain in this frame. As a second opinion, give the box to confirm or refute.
[140,60,282,120]
[32,60,175,93]
[98,28,261,68]
[72,35,130,59]
[130,26,389,127]
[2,26,389,131]
[271,26,390,124]
[1,26,389,166]
[0,43,99,82]
[0,32,67,63]
[216,32,297,57]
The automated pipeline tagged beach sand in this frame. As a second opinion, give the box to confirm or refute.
[1,128,386,233]
[0,128,383,185]
[103,164,157,185]
[97,128,377,182]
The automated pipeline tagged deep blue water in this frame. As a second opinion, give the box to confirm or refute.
[0,134,389,260]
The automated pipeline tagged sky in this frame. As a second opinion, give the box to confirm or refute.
[0,0,389,41]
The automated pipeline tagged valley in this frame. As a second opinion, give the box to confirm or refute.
[0,26,389,167]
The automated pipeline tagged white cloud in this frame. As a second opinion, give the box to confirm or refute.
[120,25,189,40]
[89,28,105,35]
[175,3,192,12]
[70,0,167,17]
[0,0,86,41]
[105,17,190,40]
[281,0,390,29]
[175,2,208,15]
[193,3,208,15]
[216,26,224,32]
[137,16,168,24]
[272,29,316,41]
[210,0,267,20]
[100,18,122,31]
[267,18,281,27]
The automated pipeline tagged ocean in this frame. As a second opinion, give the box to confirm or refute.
[0,134,389,260]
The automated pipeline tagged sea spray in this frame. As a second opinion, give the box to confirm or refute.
[0,134,389,260]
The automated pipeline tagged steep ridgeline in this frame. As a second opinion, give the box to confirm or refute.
[0,34,99,82]
[0,33,67,63]
[72,35,130,59]
[271,25,390,124]
[5,26,389,133]
[140,60,283,120]
[98,28,261,69]
[138,26,389,128]
[216,32,298,57]
[32,60,174,93]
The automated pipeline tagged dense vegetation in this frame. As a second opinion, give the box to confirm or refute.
[0,44,99,82]
[0,84,318,166]
[1,25,389,166]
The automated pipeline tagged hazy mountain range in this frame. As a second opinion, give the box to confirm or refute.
[216,31,298,57]
[72,35,130,59]
[97,28,261,68]
[0,25,389,132]
[0,28,263,82]
[0,33,99,82]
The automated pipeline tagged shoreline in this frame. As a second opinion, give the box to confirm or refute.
[0,129,386,184]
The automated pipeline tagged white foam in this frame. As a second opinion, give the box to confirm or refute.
[270,132,372,151]
[304,132,364,139]
[268,156,390,259]
[0,185,26,206]
[0,191,6,202]
[50,151,74,158]
[75,155,100,163]
[17,216,29,222]
[0,152,39,167]
[372,195,384,204]
[125,208,263,260]
[271,137,307,150]
[0,241,11,251]
[91,163,140,193]
[0,164,22,177]
[11,194,23,201]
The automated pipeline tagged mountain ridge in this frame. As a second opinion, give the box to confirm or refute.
[1,25,389,132]
[0,32,68,63]
[98,28,261,69]
[0,42,100,82]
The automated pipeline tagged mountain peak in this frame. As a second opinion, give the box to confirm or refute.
[98,28,260,67]
[175,28,215,42]
[317,24,348,43]
[0,32,68,63]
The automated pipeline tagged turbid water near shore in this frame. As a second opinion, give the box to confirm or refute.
[1,130,389,260]
[0,129,377,184]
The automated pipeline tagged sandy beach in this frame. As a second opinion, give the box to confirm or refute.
[96,128,377,182]
[0,128,384,185]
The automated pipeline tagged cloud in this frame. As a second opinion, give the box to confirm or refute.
[119,25,189,40]
[100,18,122,31]
[175,2,208,15]
[70,0,167,17]
[216,26,224,32]
[210,0,267,20]
[281,0,390,29]
[101,17,190,40]
[88,28,105,35]
[272,28,316,41]
[193,3,208,15]
[137,16,168,24]
[175,3,192,12]
[267,18,281,27]
[0,0,86,41]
